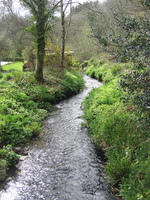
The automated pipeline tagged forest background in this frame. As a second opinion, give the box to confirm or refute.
[0,0,149,199]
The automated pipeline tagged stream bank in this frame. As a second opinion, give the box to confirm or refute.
[0,75,114,200]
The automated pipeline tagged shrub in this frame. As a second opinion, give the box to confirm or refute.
[82,58,133,83]
[0,78,48,145]
[82,58,149,199]
[0,73,3,79]
[83,86,150,198]
[0,148,19,167]
[60,69,84,95]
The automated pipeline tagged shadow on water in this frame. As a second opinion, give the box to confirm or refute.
[0,75,115,200]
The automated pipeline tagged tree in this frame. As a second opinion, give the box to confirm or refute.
[64,2,100,60]
[21,0,54,81]
[60,0,70,67]
[0,10,31,61]
[81,0,149,123]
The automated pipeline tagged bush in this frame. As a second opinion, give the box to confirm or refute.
[4,73,13,81]
[83,83,150,199]
[82,58,132,83]
[82,58,150,199]
[0,74,48,145]
[0,73,3,79]
[0,147,19,167]
[60,69,84,96]
[120,66,150,112]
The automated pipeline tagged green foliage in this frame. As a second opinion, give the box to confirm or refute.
[2,62,23,71]
[83,83,124,110]
[0,68,84,147]
[0,147,19,168]
[0,159,7,170]
[0,73,3,79]
[81,57,132,83]
[0,74,47,145]
[44,41,73,68]
[82,58,150,199]
[120,64,150,116]
[60,69,84,95]
[83,83,150,199]
[0,81,47,145]
[11,72,54,109]
[112,13,150,63]
[4,73,13,81]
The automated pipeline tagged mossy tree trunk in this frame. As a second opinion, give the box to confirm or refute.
[21,0,50,82]
[61,0,65,68]
[60,0,72,68]
[35,1,46,82]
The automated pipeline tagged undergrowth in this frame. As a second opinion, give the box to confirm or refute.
[81,58,132,83]
[81,58,150,200]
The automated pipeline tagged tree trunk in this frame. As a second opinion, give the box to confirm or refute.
[35,0,46,82]
[21,0,51,81]
[35,24,45,81]
[61,0,65,68]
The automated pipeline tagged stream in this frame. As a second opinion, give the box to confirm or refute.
[0,75,114,200]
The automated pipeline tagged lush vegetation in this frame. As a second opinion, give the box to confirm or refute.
[0,1,149,198]
[81,58,150,200]
[0,145,20,168]
[79,2,150,198]
[0,63,84,172]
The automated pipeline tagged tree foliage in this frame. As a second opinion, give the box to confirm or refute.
[0,12,31,61]
[112,13,150,62]
[85,0,150,120]
[114,3,150,118]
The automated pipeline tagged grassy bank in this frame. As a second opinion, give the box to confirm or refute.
[81,58,150,200]
[2,62,23,71]
[0,63,84,174]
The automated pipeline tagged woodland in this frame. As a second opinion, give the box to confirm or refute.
[0,0,150,199]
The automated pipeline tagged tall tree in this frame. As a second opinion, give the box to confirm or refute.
[60,0,72,67]
[21,0,53,81]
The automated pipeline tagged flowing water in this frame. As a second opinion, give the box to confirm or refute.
[0,75,114,200]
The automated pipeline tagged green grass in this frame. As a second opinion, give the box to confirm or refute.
[81,58,150,200]
[81,58,133,83]
[0,147,19,167]
[2,62,23,71]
